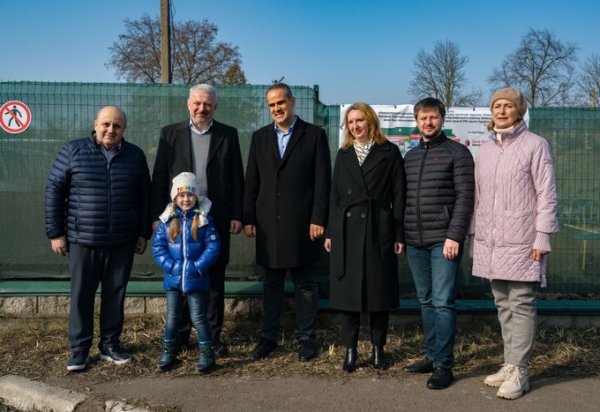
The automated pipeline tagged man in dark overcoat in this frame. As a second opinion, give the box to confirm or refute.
[150,84,245,356]
[243,83,331,362]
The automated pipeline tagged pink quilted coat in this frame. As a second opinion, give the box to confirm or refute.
[471,121,559,287]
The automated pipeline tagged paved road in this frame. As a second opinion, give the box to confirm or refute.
[41,372,599,411]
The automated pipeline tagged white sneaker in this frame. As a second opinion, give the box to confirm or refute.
[496,366,530,400]
[484,363,515,387]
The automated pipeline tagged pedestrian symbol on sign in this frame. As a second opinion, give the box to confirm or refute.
[0,100,32,134]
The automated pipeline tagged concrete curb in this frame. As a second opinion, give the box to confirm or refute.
[0,374,150,412]
[0,374,86,411]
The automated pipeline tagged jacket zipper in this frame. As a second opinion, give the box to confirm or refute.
[490,141,503,277]
[182,212,188,292]
[105,153,112,242]
[416,144,429,246]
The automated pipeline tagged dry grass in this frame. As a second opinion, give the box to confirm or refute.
[1,313,599,382]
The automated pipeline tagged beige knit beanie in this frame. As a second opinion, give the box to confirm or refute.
[489,87,527,118]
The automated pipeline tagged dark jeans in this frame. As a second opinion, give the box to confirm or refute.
[165,291,211,344]
[261,264,318,343]
[176,264,225,343]
[68,243,135,352]
[340,311,389,348]
[406,242,462,369]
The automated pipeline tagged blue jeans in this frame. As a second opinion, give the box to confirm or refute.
[407,242,461,368]
[164,291,211,345]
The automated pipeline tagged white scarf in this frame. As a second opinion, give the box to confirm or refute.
[353,140,374,166]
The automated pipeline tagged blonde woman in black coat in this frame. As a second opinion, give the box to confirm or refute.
[325,102,406,372]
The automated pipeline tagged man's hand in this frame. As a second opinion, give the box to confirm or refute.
[443,238,460,260]
[50,236,68,256]
[230,220,243,234]
[394,242,405,255]
[244,224,256,238]
[310,224,325,241]
[152,220,160,232]
[324,238,331,252]
[135,237,147,254]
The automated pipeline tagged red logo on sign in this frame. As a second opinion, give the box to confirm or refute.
[0,100,32,134]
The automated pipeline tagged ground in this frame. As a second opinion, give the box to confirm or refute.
[1,313,599,411]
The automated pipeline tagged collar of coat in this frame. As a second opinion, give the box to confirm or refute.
[175,119,227,166]
[418,131,447,149]
[488,120,528,145]
[89,131,124,153]
[268,116,308,164]
[338,141,392,182]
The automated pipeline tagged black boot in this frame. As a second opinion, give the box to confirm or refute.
[342,347,357,373]
[372,346,388,370]
[196,341,216,374]
[157,339,178,372]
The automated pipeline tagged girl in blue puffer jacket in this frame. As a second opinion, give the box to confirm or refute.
[153,172,221,373]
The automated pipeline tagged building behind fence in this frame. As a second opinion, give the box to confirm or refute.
[1,82,599,297]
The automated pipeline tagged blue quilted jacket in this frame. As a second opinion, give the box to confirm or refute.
[44,134,152,247]
[152,208,221,293]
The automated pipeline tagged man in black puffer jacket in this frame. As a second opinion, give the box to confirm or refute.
[45,106,152,372]
[402,98,474,390]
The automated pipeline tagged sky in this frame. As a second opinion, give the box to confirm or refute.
[3,0,600,105]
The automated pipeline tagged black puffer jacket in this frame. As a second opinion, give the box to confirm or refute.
[45,133,152,248]
[403,132,474,247]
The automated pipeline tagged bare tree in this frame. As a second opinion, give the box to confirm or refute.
[107,15,244,84]
[408,40,481,107]
[489,29,577,107]
[577,54,600,107]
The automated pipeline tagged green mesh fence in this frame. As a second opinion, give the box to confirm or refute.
[1,82,599,296]
[529,108,600,293]
[0,82,331,286]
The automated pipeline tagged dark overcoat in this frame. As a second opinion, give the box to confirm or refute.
[150,120,244,267]
[243,117,331,268]
[328,141,405,312]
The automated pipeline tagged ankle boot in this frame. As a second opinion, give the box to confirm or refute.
[342,347,357,373]
[372,346,388,370]
[157,339,178,372]
[196,341,216,374]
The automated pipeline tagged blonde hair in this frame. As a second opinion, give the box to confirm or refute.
[341,102,387,149]
[167,203,201,243]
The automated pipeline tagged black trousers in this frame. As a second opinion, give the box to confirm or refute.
[68,243,135,352]
[340,311,389,348]
[177,263,225,343]
[261,264,318,343]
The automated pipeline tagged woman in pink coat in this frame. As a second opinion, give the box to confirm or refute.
[471,88,559,400]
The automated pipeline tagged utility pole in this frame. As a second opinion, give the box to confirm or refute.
[160,0,172,83]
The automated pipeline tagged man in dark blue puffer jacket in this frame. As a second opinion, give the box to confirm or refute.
[45,106,152,372]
